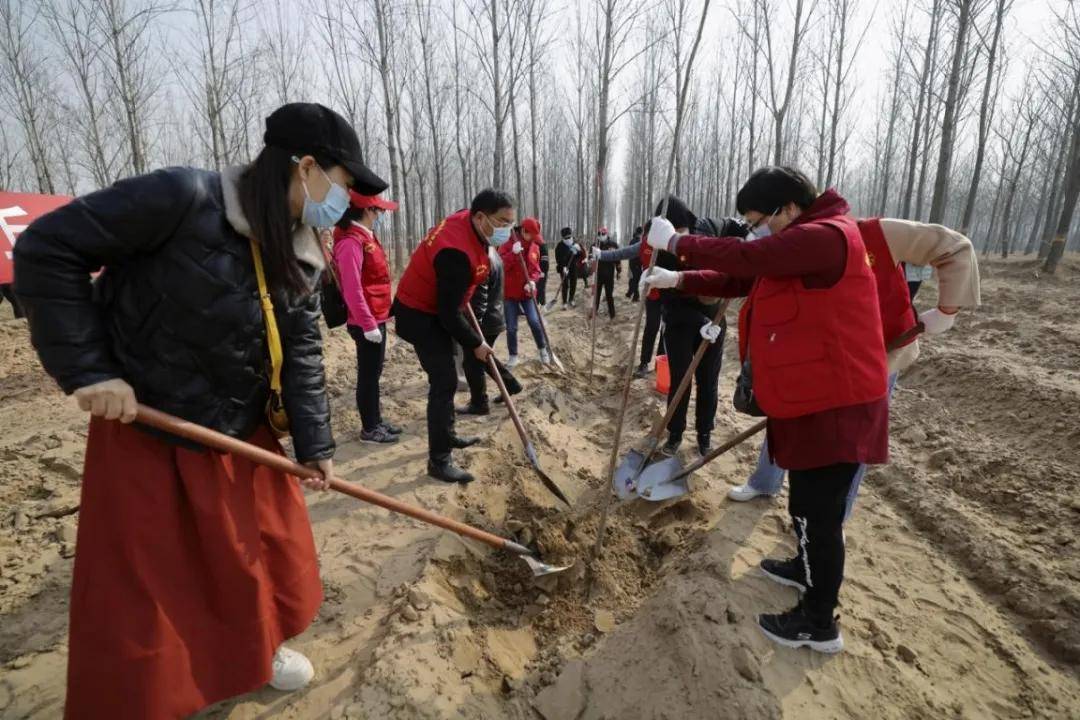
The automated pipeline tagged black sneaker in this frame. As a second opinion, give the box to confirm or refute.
[379,421,403,435]
[456,403,490,416]
[427,460,475,484]
[758,603,844,654]
[632,364,649,379]
[449,435,480,449]
[696,433,711,457]
[661,434,682,457]
[504,374,523,395]
[760,557,807,593]
[360,427,399,444]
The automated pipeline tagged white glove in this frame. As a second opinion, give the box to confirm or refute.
[524,281,536,297]
[512,240,523,254]
[363,327,383,343]
[919,307,957,335]
[571,243,581,254]
[640,266,680,293]
[591,246,603,262]
[647,216,676,252]
[700,322,722,343]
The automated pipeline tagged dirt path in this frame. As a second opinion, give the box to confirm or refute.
[1,257,1078,719]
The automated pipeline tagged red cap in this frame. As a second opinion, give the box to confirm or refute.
[349,189,399,211]
[521,216,542,236]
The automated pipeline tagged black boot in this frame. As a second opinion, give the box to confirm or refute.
[696,432,711,457]
[661,433,682,456]
[456,402,490,416]
[633,363,649,379]
[427,457,475,484]
[503,374,523,395]
[449,435,480,449]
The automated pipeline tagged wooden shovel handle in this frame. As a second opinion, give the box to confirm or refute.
[462,304,531,449]
[134,404,516,552]
[648,298,732,442]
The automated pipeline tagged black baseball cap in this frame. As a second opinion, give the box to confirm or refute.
[264,103,388,196]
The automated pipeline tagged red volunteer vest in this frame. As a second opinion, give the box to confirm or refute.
[359,229,392,321]
[858,218,919,349]
[395,209,490,314]
[638,241,660,300]
[500,234,541,301]
[738,215,888,419]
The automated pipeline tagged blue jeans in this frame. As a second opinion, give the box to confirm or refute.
[504,299,546,356]
[746,372,898,522]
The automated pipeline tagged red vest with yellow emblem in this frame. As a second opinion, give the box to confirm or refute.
[857,218,919,349]
[395,209,490,314]
[737,215,888,419]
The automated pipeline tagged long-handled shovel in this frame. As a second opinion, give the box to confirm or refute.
[612,298,732,501]
[464,305,572,507]
[133,404,570,577]
[634,322,928,499]
[546,265,568,312]
[587,243,601,382]
[516,252,565,371]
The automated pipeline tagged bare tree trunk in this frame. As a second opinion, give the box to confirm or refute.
[901,0,942,218]
[929,0,977,224]
[761,0,812,165]
[490,0,504,187]
[415,0,444,219]
[960,0,1008,232]
[370,0,403,271]
[1043,110,1080,273]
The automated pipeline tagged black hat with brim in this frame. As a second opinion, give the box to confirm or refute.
[264,103,389,196]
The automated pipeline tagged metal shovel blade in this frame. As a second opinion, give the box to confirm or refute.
[548,351,566,372]
[613,448,647,499]
[633,456,688,501]
[522,554,574,577]
[525,443,572,506]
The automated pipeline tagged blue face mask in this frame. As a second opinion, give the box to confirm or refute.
[490,225,512,246]
[295,157,350,228]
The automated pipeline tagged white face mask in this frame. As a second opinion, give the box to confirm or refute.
[748,209,779,241]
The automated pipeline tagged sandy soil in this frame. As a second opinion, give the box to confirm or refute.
[1,256,1078,719]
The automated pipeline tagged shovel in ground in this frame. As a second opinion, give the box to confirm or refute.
[515,252,565,371]
[465,305,572,507]
[133,404,571,578]
[612,299,732,501]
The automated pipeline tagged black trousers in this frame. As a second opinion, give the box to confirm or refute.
[664,322,723,438]
[0,284,24,318]
[907,280,922,301]
[348,323,386,431]
[789,463,859,622]
[593,272,615,318]
[537,258,549,306]
[559,269,577,304]
[462,331,501,407]
[395,305,459,461]
[627,262,642,300]
[639,297,665,367]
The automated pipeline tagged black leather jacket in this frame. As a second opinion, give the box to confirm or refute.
[659,216,749,329]
[14,167,334,461]
[470,247,506,337]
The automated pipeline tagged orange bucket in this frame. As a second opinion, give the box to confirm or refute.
[654,355,670,395]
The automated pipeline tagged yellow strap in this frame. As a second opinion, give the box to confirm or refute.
[249,239,284,394]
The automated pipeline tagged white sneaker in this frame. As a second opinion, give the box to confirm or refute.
[727,484,773,502]
[539,348,552,364]
[270,646,314,691]
[506,355,520,368]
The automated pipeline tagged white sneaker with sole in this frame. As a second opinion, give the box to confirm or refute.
[727,484,774,502]
[506,354,520,368]
[270,646,314,691]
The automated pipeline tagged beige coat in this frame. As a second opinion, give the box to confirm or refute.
[879,218,981,372]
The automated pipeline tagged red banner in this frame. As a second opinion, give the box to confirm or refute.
[1,191,74,284]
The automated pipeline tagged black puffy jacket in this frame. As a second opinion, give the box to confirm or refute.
[659,216,750,328]
[13,166,334,461]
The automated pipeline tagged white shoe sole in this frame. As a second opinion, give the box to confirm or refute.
[760,566,807,593]
[758,623,844,654]
[727,487,773,502]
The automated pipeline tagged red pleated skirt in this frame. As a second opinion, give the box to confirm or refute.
[65,417,323,719]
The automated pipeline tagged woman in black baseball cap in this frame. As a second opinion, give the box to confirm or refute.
[13,103,386,716]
